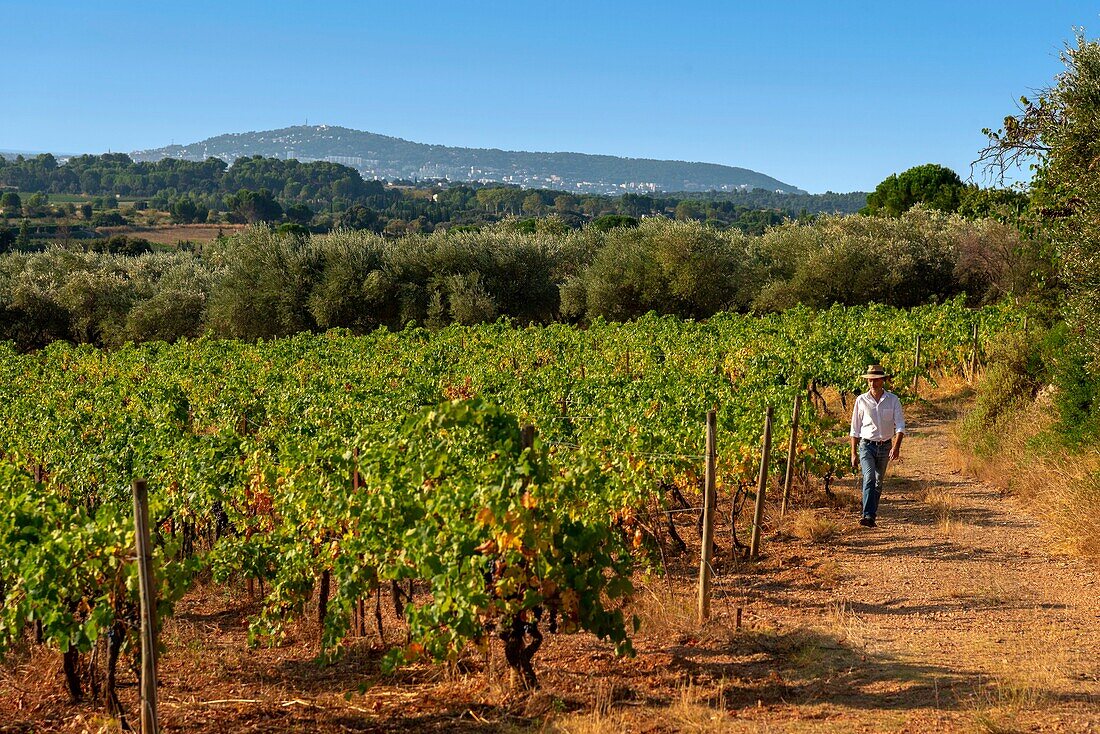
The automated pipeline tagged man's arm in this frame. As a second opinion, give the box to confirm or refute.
[891,395,906,460]
[849,399,861,469]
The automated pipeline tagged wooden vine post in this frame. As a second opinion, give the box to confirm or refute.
[521,424,536,490]
[749,406,774,559]
[912,334,922,394]
[131,479,159,734]
[780,395,801,518]
[697,409,717,624]
[969,321,980,380]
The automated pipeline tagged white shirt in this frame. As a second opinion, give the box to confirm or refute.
[849,390,905,441]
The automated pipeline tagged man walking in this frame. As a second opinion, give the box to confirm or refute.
[849,364,905,527]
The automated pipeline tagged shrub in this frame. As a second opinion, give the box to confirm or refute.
[205,227,319,339]
[590,214,639,231]
[572,219,755,321]
[86,235,153,256]
[1047,323,1100,443]
[751,209,972,310]
[306,230,393,331]
[90,210,128,227]
[125,289,206,343]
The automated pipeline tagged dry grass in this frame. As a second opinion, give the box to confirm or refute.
[631,586,700,638]
[922,371,976,408]
[809,558,844,588]
[96,223,246,245]
[953,392,1100,557]
[923,484,960,534]
[61,714,124,734]
[541,682,621,734]
[825,599,866,649]
[544,680,731,734]
[814,482,863,513]
[991,626,1070,707]
[964,623,1074,733]
[971,711,1027,734]
[948,576,1021,608]
[665,679,730,732]
[786,509,841,544]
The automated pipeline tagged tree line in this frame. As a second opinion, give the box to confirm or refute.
[0,209,1044,350]
[0,152,869,236]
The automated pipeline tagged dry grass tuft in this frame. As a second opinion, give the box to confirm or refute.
[62,714,125,734]
[810,558,844,588]
[923,484,960,534]
[786,509,841,544]
[631,587,699,638]
[948,576,1020,608]
[971,711,1027,734]
[542,681,621,734]
[825,599,866,648]
[666,679,730,732]
[819,483,863,513]
[784,637,827,677]
[963,622,1073,733]
[545,680,731,734]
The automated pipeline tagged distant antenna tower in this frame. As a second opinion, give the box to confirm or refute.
[305,117,309,127]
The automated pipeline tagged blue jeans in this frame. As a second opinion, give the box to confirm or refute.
[858,439,891,519]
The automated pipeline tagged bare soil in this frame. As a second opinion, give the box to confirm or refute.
[96,224,246,244]
[2,390,1098,733]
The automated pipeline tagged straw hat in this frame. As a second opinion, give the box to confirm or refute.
[861,364,893,380]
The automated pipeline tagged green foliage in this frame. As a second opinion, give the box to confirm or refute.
[205,227,317,338]
[590,214,639,231]
[85,235,153,256]
[0,250,212,349]
[170,196,208,224]
[0,212,1047,347]
[964,320,1100,453]
[961,328,1046,455]
[862,164,965,217]
[983,34,1100,375]
[957,185,1030,221]
[1045,323,1100,442]
[510,218,539,234]
[90,210,128,227]
[224,188,283,224]
[0,460,194,667]
[566,219,753,320]
[751,209,968,310]
[1,150,868,236]
[335,204,378,231]
[0,191,21,217]
[284,202,314,226]
[16,219,31,248]
[275,222,310,238]
[0,301,1016,678]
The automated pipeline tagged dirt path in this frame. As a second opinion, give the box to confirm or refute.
[697,397,1100,733]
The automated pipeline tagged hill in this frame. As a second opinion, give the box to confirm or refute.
[130,124,805,195]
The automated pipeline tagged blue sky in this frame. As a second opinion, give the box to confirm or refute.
[3,1,1096,192]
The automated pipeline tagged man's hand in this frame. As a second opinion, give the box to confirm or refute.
[891,434,904,462]
[850,452,859,470]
